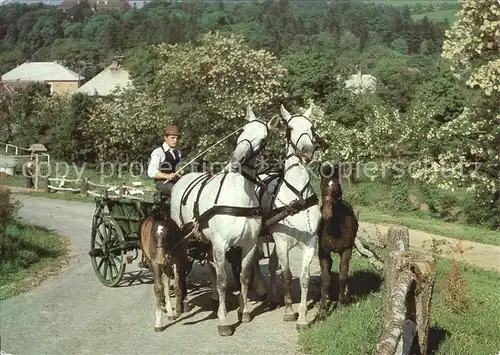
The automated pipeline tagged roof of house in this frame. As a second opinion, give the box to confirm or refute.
[1,62,83,82]
[75,62,132,96]
[345,70,376,94]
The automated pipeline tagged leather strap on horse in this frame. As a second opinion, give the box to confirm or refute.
[180,167,263,239]
[198,205,262,230]
[262,193,318,230]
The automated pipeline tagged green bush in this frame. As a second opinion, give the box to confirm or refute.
[390,177,418,212]
[419,184,460,222]
[343,180,392,209]
[462,192,500,230]
[0,187,19,228]
[0,223,60,273]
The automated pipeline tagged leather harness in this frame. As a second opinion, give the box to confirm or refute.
[178,120,269,234]
[178,114,325,239]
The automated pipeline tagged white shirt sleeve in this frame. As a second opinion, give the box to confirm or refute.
[147,148,162,179]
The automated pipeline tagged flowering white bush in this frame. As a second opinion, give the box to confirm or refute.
[311,95,498,195]
[84,32,287,163]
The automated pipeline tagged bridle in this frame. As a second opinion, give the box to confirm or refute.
[259,114,327,206]
[282,114,326,163]
[229,119,269,171]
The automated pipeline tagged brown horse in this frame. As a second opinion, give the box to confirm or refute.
[140,212,189,332]
[317,164,358,315]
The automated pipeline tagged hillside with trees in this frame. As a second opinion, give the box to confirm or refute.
[0,0,498,231]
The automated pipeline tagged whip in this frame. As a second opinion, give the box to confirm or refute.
[163,126,244,183]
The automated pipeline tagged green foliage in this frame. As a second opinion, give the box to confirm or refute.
[0,82,51,144]
[410,62,466,123]
[462,192,500,230]
[0,188,19,229]
[0,220,68,300]
[419,183,460,221]
[390,176,418,212]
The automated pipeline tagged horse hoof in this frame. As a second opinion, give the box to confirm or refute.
[154,327,163,332]
[296,322,309,332]
[283,313,296,322]
[217,324,234,336]
[241,312,252,323]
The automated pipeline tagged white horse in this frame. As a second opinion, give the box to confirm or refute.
[260,104,322,331]
[169,105,279,336]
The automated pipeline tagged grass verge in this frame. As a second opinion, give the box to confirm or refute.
[298,255,500,354]
[0,221,71,300]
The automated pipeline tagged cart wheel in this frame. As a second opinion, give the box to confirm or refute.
[90,215,126,287]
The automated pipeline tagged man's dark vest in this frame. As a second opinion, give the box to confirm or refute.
[156,146,181,181]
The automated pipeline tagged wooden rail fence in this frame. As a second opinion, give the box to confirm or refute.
[44,177,157,200]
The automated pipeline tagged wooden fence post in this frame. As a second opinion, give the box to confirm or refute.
[81,179,89,195]
[43,176,50,193]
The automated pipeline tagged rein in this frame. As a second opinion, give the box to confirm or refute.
[164,126,244,183]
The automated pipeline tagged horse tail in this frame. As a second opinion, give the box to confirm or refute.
[140,215,155,261]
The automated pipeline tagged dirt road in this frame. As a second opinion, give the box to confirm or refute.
[358,222,500,272]
[0,196,319,355]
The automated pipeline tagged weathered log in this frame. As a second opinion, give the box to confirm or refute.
[375,268,414,355]
[411,253,437,355]
[354,238,384,270]
[386,227,410,252]
[381,250,437,355]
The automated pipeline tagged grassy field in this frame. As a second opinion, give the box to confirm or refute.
[412,9,457,22]
[357,206,500,246]
[298,255,500,354]
[364,0,458,6]
[0,162,155,190]
[0,221,71,300]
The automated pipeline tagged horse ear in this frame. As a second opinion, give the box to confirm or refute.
[303,104,313,119]
[280,104,291,123]
[245,104,257,121]
[267,114,280,129]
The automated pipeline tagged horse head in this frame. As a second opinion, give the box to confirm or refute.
[319,162,342,220]
[227,105,279,172]
[280,104,319,164]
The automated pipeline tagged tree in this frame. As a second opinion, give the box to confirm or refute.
[439,0,499,190]
[439,0,499,226]
[85,32,287,163]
